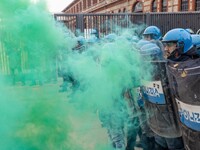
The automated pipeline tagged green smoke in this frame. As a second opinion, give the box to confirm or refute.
[0,0,76,83]
[67,33,151,110]
[0,0,77,149]
[0,86,76,149]
[0,0,153,149]
[65,30,153,149]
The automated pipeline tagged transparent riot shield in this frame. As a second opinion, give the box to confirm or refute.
[167,58,200,150]
[141,60,181,138]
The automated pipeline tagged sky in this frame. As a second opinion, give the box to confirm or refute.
[46,0,74,12]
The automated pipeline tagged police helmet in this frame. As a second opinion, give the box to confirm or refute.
[136,39,152,49]
[162,28,193,54]
[185,28,195,34]
[140,42,161,56]
[143,26,162,40]
[191,34,200,49]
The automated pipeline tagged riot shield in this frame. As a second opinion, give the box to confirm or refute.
[167,58,200,150]
[141,60,182,138]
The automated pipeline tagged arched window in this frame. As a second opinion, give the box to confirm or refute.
[132,2,143,13]
[152,0,157,12]
[180,0,189,11]
[118,9,121,13]
[196,0,200,11]
[162,0,167,12]
[123,8,126,13]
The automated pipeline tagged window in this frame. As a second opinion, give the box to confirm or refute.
[152,0,157,12]
[123,8,126,13]
[162,0,167,12]
[196,0,200,11]
[118,9,121,13]
[180,0,188,11]
[132,2,143,13]
[83,0,86,9]
[93,0,97,5]
[76,4,79,13]
[80,2,82,11]
[88,0,91,7]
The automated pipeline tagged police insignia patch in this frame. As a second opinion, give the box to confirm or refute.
[181,70,187,77]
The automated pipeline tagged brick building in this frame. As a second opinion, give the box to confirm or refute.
[62,0,200,14]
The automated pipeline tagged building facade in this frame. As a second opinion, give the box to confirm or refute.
[62,0,200,14]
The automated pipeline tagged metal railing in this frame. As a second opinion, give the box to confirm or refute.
[148,12,200,34]
[54,12,200,35]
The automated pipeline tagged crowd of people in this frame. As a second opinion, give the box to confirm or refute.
[58,26,200,150]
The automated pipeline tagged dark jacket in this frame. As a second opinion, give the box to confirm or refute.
[167,46,200,61]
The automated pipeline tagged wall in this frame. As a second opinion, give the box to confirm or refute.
[62,0,198,14]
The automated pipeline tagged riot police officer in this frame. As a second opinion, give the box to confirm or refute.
[137,26,185,150]
[191,34,200,54]
[185,28,200,54]
[142,26,164,54]
[162,28,199,61]
[72,36,86,52]
[143,26,162,40]
[136,26,163,150]
[59,36,85,92]
[162,28,200,150]
[135,26,160,149]
[98,33,127,150]
[87,29,100,44]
